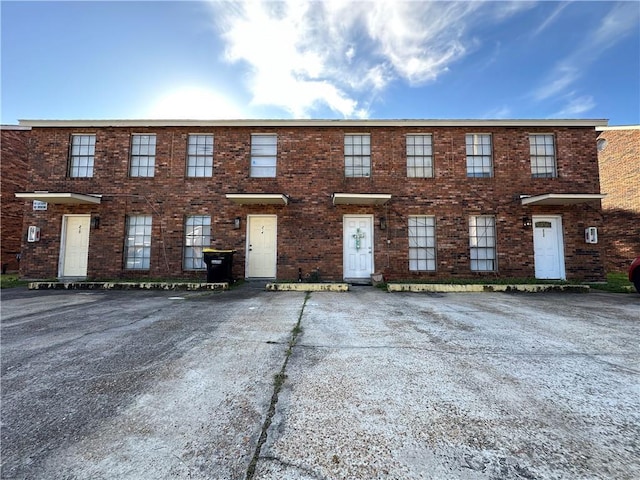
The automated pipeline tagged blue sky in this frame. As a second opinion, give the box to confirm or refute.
[1,1,639,125]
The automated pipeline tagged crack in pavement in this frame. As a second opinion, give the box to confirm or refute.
[246,292,309,480]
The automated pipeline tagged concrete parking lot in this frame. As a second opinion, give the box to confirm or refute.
[1,286,638,479]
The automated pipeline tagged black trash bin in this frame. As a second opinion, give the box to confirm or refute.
[202,249,235,282]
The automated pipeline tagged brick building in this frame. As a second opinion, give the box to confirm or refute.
[596,126,640,272]
[1,125,30,273]
[14,119,607,282]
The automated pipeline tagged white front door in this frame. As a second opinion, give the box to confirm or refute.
[60,215,91,278]
[246,215,277,278]
[343,215,374,281]
[533,215,565,279]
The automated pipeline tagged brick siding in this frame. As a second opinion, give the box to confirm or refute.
[597,128,640,272]
[17,123,605,281]
[1,127,29,273]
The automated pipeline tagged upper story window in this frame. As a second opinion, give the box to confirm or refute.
[130,134,156,177]
[250,134,277,177]
[187,134,214,177]
[465,134,492,178]
[345,134,371,177]
[408,215,436,271]
[407,134,433,178]
[469,215,496,272]
[69,134,96,177]
[529,134,556,178]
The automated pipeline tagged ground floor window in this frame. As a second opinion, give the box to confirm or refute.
[408,215,436,271]
[469,215,496,271]
[125,215,152,269]
[183,215,211,270]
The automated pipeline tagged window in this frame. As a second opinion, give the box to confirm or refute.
[529,134,556,178]
[466,134,492,177]
[408,216,436,271]
[69,134,96,177]
[250,134,277,177]
[125,215,152,270]
[469,216,496,271]
[130,134,156,177]
[187,134,214,177]
[183,216,211,270]
[344,134,371,177]
[407,134,433,178]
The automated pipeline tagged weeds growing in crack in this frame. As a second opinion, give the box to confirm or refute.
[245,292,309,480]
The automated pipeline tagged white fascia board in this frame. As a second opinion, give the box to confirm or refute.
[595,124,640,131]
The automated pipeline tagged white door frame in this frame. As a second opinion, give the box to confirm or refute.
[532,215,566,280]
[343,214,374,281]
[58,214,91,278]
[245,214,278,279]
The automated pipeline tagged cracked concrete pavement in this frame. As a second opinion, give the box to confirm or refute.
[1,286,638,479]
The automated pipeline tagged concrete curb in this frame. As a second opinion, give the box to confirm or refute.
[387,283,590,293]
[265,283,349,292]
[27,282,229,291]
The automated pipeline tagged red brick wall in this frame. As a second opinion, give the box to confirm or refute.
[18,124,605,281]
[597,128,640,272]
[1,127,29,273]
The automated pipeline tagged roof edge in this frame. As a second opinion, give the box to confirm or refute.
[18,118,610,128]
[1,125,32,131]
[596,124,640,131]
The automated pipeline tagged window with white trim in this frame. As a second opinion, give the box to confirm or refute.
[465,134,492,177]
[529,134,556,178]
[407,134,433,178]
[183,216,211,270]
[408,216,436,271]
[344,134,371,177]
[130,134,156,177]
[250,134,277,177]
[187,134,214,177]
[125,215,152,270]
[69,134,96,177]
[469,216,496,271]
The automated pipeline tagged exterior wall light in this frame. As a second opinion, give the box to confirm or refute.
[379,217,387,230]
[91,216,100,229]
[234,217,241,229]
[522,216,532,229]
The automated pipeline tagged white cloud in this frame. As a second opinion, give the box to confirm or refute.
[533,64,579,101]
[531,1,571,37]
[551,94,596,118]
[209,0,529,118]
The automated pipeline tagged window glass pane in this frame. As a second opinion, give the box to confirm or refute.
[69,134,96,178]
[187,135,214,177]
[408,216,436,271]
[129,134,156,177]
[529,134,556,178]
[344,134,371,177]
[466,134,492,178]
[125,215,152,270]
[469,216,496,271]
[407,135,433,178]
[184,216,211,270]
[250,134,277,177]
